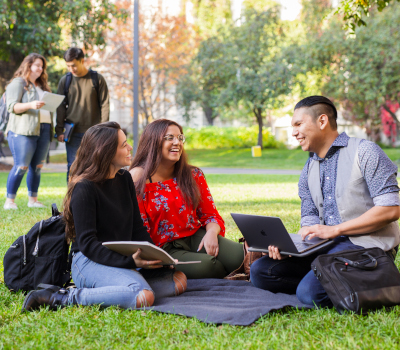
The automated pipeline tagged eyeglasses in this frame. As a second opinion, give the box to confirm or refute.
[163,134,186,143]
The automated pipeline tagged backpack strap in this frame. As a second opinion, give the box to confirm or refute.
[63,73,73,109]
[89,69,101,110]
[0,92,9,131]
[52,203,60,217]
[32,220,44,257]
[63,70,101,110]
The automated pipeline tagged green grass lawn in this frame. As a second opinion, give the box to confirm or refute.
[0,173,400,349]
[50,147,400,170]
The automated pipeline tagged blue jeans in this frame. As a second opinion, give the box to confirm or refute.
[250,236,363,308]
[69,252,176,309]
[66,132,84,182]
[6,124,51,199]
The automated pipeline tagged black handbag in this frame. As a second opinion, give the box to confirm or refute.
[311,247,400,314]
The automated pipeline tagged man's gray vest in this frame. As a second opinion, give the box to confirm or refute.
[308,137,400,251]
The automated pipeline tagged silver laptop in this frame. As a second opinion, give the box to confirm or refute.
[231,213,334,257]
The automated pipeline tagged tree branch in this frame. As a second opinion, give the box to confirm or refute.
[382,103,400,126]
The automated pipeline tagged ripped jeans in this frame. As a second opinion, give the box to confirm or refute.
[6,124,51,199]
[69,252,176,309]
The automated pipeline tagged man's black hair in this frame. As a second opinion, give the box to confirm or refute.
[294,95,338,130]
[64,48,85,62]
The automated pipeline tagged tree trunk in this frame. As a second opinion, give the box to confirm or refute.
[202,104,214,126]
[382,103,400,140]
[253,106,263,149]
[382,103,400,127]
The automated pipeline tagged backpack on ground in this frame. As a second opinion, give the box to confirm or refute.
[3,204,71,293]
[63,70,101,110]
[0,92,10,131]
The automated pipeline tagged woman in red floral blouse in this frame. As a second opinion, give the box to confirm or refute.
[129,119,244,279]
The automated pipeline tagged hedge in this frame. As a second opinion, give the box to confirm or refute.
[183,126,282,149]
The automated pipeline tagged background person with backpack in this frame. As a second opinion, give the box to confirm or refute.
[22,122,187,312]
[4,53,54,210]
[55,47,110,181]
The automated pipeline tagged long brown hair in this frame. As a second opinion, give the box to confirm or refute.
[130,119,200,208]
[12,53,50,91]
[63,122,121,242]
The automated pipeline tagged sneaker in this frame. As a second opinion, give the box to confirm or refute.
[4,202,18,210]
[27,201,46,208]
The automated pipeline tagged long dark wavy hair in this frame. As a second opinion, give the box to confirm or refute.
[11,53,50,91]
[63,122,121,242]
[129,119,201,208]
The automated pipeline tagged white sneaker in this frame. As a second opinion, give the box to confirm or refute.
[4,202,18,210]
[28,201,46,208]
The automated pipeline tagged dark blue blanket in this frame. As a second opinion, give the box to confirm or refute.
[152,279,312,326]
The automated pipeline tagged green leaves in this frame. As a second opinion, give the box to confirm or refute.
[176,7,296,146]
[183,125,280,149]
[0,0,127,91]
[0,0,127,62]
[218,8,296,146]
[336,0,400,34]
[298,2,400,140]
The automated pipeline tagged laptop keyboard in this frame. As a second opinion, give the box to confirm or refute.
[294,242,313,251]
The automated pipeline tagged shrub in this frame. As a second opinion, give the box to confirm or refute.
[183,126,282,149]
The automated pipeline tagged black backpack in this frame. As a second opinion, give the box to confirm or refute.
[63,70,101,110]
[3,204,71,293]
[0,92,10,131]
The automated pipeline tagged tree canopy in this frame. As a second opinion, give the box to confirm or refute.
[177,7,296,146]
[176,34,234,125]
[0,0,126,90]
[175,0,400,146]
[336,0,400,34]
[98,0,200,127]
[220,8,296,147]
[297,3,400,141]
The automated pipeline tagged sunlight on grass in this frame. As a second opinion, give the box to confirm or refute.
[207,174,301,241]
[48,153,67,163]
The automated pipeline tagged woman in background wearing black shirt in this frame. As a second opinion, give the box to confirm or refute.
[23,122,187,311]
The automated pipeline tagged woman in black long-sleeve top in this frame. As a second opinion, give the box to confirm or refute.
[23,122,187,311]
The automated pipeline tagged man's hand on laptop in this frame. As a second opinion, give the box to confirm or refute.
[267,246,291,260]
[299,225,340,241]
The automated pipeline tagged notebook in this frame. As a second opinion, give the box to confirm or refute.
[103,241,201,265]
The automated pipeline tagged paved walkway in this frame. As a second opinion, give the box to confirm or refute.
[0,158,67,173]
[201,168,301,175]
[0,151,302,175]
